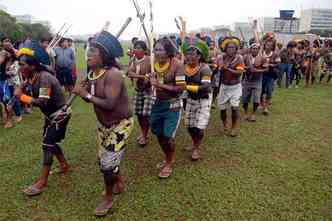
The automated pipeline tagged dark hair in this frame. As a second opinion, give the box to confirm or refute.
[287,41,297,49]
[155,38,176,58]
[39,36,51,43]
[1,36,10,43]
[59,38,68,46]
[131,37,138,44]
[21,56,54,74]
[90,43,121,70]
[134,40,148,51]
[187,47,205,63]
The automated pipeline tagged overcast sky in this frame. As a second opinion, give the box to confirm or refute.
[1,0,332,39]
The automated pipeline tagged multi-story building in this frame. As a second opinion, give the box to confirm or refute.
[233,22,253,42]
[300,8,332,32]
[257,17,274,33]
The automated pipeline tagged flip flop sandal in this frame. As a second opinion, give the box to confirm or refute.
[137,137,148,147]
[94,201,113,217]
[158,166,173,179]
[156,160,166,169]
[50,167,68,175]
[23,185,45,196]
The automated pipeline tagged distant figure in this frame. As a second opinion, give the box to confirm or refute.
[54,38,75,92]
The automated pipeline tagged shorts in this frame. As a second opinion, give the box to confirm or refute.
[56,67,74,87]
[133,90,155,116]
[185,96,212,130]
[150,99,182,139]
[262,76,274,100]
[242,85,261,104]
[218,83,242,110]
[97,118,134,172]
[43,112,71,147]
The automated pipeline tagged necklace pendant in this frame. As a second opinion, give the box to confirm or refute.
[91,82,95,96]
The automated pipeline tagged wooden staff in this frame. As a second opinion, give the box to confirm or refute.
[64,18,132,109]
[132,0,151,48]
[48,23,66,49]
[148,0,156,97]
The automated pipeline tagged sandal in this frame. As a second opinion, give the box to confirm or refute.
[23,185,46,196]
[137,136,148,147]
[94,200,113,217]
[50,167,69,175]
[156,160,166,169]
[158,165,173,179]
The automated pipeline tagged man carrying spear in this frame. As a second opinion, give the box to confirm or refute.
[73,31,133,216]
[127,40,154,146]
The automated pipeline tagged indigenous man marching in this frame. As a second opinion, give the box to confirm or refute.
[149,38,185,178]
[208,40,221,108]
[321,39,332,84]
[182,38,212,160]
[217,37,245,137]
[73,31,134,216]
[242,43,268,122]
[261,33,280,115]
[127,40,155,146]
[15,42,71,196]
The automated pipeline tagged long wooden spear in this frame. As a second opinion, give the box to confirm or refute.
[63,17,132,109]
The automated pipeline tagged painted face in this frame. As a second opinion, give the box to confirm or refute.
[226,43,237,56]
[87,46,103,69]
[18,60,33,79]
[154,42,168,62]
[185,47,200,66]
[133,44,145,59]
[265,41,274,51]
[251,47,260,56]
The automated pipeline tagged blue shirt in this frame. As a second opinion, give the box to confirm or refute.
[54,47,75,68]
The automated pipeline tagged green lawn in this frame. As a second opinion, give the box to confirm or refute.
[1,51,332,220]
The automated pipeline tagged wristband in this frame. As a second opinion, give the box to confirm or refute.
[186,85,199,93]
[20,94,33,104]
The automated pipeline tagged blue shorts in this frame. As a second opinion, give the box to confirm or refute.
[262,75,274,99]
[56,67,74,87]
[150,99,182,139]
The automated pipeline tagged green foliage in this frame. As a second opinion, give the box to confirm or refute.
[0,10,51,41]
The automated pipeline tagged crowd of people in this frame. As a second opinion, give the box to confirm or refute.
[1,29,332,217]
[0,36,76,128]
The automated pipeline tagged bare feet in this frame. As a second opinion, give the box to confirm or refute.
[4,120,13,129]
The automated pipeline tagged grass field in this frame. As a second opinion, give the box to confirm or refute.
[1,49,332,221]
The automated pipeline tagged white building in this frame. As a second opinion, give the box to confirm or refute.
[258,16,299,33]
[233,22,253,42]
[258,17,274,33]
[300,8,332,32]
